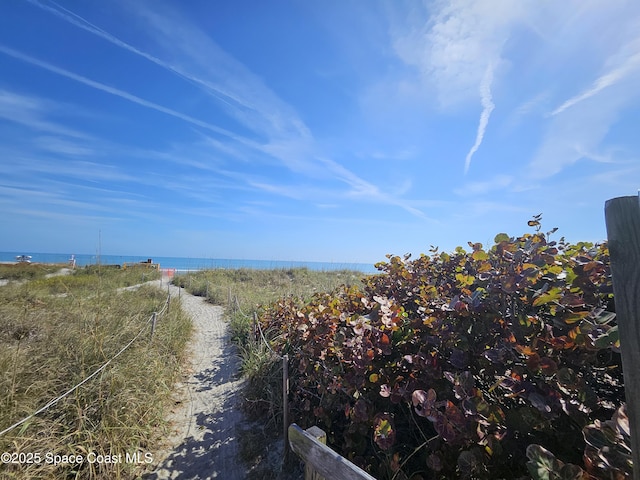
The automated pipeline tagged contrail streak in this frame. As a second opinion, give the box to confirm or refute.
[0,44,252,145]
[24,0,244,110]
[464,64,495,174]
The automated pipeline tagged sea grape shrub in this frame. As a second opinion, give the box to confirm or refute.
[259,223,624,479]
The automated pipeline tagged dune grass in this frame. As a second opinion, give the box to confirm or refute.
[0,263,70,281]
[0,267,192,479]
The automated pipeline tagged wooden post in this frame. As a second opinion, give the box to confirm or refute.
[283,354,290,463]
[253,312,258,343]
[150,312,157,341]
[605,194,640,480]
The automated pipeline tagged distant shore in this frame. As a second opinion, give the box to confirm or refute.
[0,252,379,274]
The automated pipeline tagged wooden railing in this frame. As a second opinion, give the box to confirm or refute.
[288,424,376,480]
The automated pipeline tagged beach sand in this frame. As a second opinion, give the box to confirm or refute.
[143,279,248,480]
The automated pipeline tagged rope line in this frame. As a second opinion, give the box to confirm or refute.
[234,295,252,319]
[233,293,283,359]
[0,293,171,438]
[255,312,283,359]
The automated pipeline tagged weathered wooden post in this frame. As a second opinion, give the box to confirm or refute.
[150,312,157,341]
[253,311,258,343]
[605,193,640,479]
[283,354,290,463]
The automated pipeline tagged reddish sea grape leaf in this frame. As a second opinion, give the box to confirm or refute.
[412,388,437,419]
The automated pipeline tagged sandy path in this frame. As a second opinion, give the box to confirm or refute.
[143,279,248,480]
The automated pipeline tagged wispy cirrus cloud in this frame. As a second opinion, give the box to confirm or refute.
[453,174,513,197]
[0,88,89,138]
[529,23,640,179]
[20,0,430,221]
[0,44,245,142]
[551,37,640,115]
[23,0,429,219]
[25,0,311,149]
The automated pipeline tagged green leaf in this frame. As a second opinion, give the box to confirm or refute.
[494,233,510,243]
[594,325,620,350]
[533,288,562,306]
[526,444,557,480]
[471,249,489,261]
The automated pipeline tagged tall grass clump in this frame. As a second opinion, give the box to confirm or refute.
[0,267,192,479]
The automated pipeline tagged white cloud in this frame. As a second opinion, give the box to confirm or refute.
[454,174,513,196]
[34,136,94,156]
[528,98,629,179]
[390,1,529,173]
[529,24,640,179]
[392,0,527,108]
[0,89,88,138]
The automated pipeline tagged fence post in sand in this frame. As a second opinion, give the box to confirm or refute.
[605,194,640,479]
[253,312,258,343]
[150,312,157,341]
[283,354,290,463]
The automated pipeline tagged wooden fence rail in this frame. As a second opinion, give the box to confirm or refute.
[605,194,640,480]
[288,424,376,480]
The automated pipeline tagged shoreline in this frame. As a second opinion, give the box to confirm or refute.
[0,252,379,274]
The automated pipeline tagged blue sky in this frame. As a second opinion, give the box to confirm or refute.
[1,1,639,264]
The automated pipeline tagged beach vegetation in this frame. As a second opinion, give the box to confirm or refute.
[253,219,626,478]
[0,263,69,281]
[0,267,191,479]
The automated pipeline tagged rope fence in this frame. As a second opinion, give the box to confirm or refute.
[0,293,172,438]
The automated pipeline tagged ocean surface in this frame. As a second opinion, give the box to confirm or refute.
[0,251,379,274]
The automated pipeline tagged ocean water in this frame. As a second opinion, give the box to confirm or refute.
[0,251,379,274]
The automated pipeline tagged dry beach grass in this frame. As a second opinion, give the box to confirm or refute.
[0,265,192,479]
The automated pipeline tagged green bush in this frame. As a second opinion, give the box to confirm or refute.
[258,219,627,479]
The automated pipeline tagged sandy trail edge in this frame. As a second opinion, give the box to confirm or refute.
[143,279,248,480]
